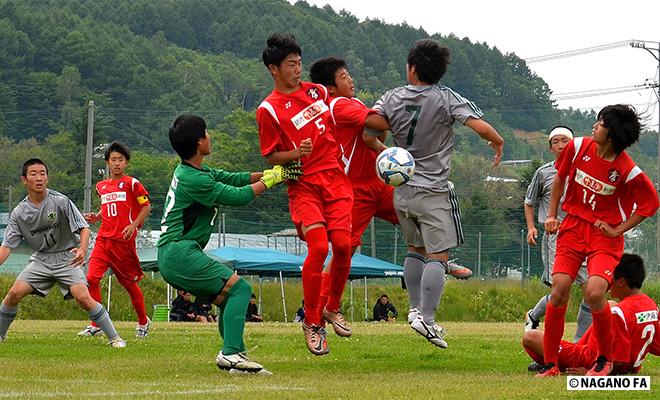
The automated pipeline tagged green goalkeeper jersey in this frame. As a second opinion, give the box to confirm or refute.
[158,162,254,248]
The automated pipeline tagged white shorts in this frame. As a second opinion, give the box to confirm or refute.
[393,185,463,254]
[16,251,87,299]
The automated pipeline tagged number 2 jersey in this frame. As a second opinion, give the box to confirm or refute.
[611,293,660,373]
[96,176,150,240]
[556,137,659,225]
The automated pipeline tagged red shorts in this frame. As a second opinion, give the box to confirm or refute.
[553,214,623,284]
[351,178,399,246]
[87,236,144,285]
[558,340,598,369]
[289,168,353,239]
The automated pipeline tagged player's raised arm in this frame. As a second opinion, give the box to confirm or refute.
[464,118,503,166]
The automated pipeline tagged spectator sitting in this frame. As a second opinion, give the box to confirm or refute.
[245,294,263,322]
[193,296,217,323]
[170,290,198,322]
[293,300,305,323]
[373,294,398,322]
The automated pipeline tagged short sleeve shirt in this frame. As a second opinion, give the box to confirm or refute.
[611,293,659,373]
[524,161,566,223]
[2,189,88,253]
[373,85,483,189]
[96,175,150,240]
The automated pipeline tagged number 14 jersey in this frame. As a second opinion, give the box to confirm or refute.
[96,176,149,240]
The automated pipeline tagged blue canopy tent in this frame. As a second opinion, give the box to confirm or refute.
[206,246,403,321]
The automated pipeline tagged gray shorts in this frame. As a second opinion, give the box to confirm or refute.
[541,231,587,286]
[393,184,464,254]
[16,251,87,300]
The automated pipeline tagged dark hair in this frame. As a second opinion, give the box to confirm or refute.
[407,39,451,84]
[310,57,347,87]
[104,140,131,161]
[613,253,646,289]
[22,158,48,177]
[250,294,256,299]
[262,32,301,67]
[168,115,207,160]
[597,104,641,154]
[379,294,389,300]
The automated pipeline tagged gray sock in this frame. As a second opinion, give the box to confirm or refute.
[403,253,426,310]
[420,260,447,325]
[89,303,119,340]
[0,303,18,339]
[530,294,550,322]
[574,300,592,342]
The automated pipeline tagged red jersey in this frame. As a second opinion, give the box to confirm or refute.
[328,96,379,181]
[557,137,659,225]
[257,82,342,176]
[96,175,150,240]
[611,293,660,373]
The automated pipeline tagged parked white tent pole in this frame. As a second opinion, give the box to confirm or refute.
[106,274,112,313]
[258,276,263,315]
[364,276,368,321]
[279,271,288,322]
[349,279,354,322]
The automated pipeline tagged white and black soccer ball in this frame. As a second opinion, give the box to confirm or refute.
[375,147,415,186]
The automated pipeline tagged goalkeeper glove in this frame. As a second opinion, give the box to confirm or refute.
[282,160,303,181]
[260,165,284,189]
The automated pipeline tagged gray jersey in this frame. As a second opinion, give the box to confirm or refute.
[373,85,483,190]
[524,161,566,223]
[1,189,88,253]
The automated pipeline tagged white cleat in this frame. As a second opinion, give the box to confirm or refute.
[407,308,420,324]
[136,317,152,338]
[216,352,265,373]
[410,316,448,348]
[77,326,104,337]
[108,337,127,348]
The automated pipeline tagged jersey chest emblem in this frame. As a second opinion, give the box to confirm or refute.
[636,310,658,324]
[47,211,56,221]
[118,181,126,189]
[574,169,615,195]
[307,88,319,100]
[291,100,329,130]
[608,169,620,183]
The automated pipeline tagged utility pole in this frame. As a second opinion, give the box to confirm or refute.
[631,40,660,265]
[83,100,95,212]
[5,185,12,211]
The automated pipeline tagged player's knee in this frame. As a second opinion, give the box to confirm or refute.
[583,288,606,308]
[522,330,541,347]
[550,287,570,306]
[4,289,25,305]
[308,239,329,259]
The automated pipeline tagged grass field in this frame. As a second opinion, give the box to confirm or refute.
[0,320,658,399]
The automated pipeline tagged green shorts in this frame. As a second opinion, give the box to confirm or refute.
[157,240,235,302]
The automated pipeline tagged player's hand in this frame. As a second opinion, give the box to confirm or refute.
[488,140,503,166]
[594,220,619,237]
[544,216,561,234]
[121,223,138,240]
[297,138,312,157]
[526,227,538,246]
[282,160,303,181]
[84,212,100,224]
[69,247,86,266]
[260,165,284,189]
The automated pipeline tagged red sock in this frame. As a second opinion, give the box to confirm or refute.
[319,271,331,312]
[543,302,567,366]
[301,227,328,326]
[591,303,613,360]
[326,230,351,312]
[123,281,148,325]
[87,278,102,327]
[523,343,545,365]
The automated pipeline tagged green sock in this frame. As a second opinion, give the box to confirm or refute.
[219,279,252,355]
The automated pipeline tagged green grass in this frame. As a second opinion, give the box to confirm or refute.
[0,320,658,399]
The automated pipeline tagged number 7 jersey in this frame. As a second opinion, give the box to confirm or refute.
[96,176,149,240]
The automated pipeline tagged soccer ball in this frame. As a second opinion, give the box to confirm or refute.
[375,147,415,186]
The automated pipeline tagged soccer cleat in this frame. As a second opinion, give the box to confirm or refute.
[229,368,273,376]
[446,262,473,279]
[407,308,420,324]
[108,337,127,348]
[216,351,264,373]
[524,309,540,332]
[586,355,613,376]
[527,361,544,372]
[136,317,152,338]
[302,322,330,355]
[77,325,104,337]
[410,316,448,348]
[535,363,560,377]
[322,307,352,337]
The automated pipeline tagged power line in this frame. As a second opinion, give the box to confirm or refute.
[524,40,633,63]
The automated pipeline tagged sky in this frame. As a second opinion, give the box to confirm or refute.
[294,0,660,129]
